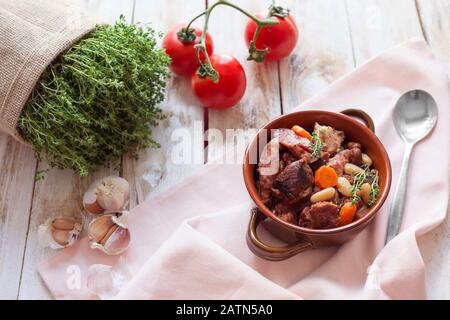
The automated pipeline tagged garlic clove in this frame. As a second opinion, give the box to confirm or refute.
[88,215,115,243]
[52,218,75,231]
[88,214,131,255]
[51,229,70,246]
[38,217,83,249]
[102,227,131,255]
[100,224,119,245]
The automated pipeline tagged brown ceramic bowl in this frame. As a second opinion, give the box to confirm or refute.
[243,109,392,261]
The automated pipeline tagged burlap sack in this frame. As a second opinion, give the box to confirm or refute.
[0,0,99,143]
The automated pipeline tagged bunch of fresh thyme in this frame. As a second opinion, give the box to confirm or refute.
[18,16,170,177]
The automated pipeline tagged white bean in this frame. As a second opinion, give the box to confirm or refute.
[337,177,352,197]
[310,187,336,203]
[360,183,372,204]
[362,153,373,167]
[344,163,364,176]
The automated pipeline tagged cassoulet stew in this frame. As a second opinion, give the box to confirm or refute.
[257,123,380,229]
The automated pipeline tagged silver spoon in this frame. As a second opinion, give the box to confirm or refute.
[385,90,438,244]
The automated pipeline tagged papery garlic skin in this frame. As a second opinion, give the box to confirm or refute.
[83,177,105,214]
[113,211,130,228]
[83,176,130,214]
[88,214,131,255]
[86,264,115,299]
[96,176,130,212]
[38,217,82,249]
[86,257,131,299]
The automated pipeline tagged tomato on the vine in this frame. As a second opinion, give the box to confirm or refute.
[191,54,246,109]
[244,12,298,61]
[162,24,214,77]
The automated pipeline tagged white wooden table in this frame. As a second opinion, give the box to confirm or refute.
[0,0,449,300]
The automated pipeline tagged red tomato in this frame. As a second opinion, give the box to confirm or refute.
[244,13,298,61]
[191,55,246,109]
[162,24,214,77]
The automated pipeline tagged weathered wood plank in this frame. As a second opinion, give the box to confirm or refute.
[206,0,282,163]
[416,0,450,75]
[345,0,423,64]
[277,0,355,112]
[76,0,134,23]
[0,136,36,299]
[17,0,134,300]
[124,0,206,203]
[415,0,450,300]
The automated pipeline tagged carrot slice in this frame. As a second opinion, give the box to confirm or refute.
[314,165,338,188]
[291,125,312,140]
[339,202,357,226]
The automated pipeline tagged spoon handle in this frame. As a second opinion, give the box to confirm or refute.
[385,143,414,244]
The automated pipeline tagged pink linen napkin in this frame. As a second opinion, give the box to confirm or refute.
[39,38,449,300]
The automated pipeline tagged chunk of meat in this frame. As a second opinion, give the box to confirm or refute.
[314,123,345,155]
[349,147,362,166]
[272,159,314,203]
[279,152,297,171]
[309,158,327,173]
[328,149,351,176]
[273,129,312,162]
[273,202,296,224]
[298,206,312,228]
[328,148,362,175]
[278,212,296,224]
[258,138,280,205]
[347,141,361,149]
[299,202,339,229]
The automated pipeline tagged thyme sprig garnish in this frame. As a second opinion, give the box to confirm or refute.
[310,129,324,158]
[350,164,380,206]
[368,172,380,206]
[350,165,369,205]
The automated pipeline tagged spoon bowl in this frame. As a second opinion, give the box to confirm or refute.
[385,90,438,243]
[393,90,438,143]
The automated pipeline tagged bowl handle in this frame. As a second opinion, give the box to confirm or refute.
[246,208,313,261]
[341,109,375,133]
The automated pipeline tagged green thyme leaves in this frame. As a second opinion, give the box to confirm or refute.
[350,164,380,206]
[18,16,170,176]
[311,128,324,158]
[368,173,380,206]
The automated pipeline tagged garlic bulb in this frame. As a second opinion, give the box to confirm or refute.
[38,217,83,249]
[83,176,130,214]
[88,214,131,255]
